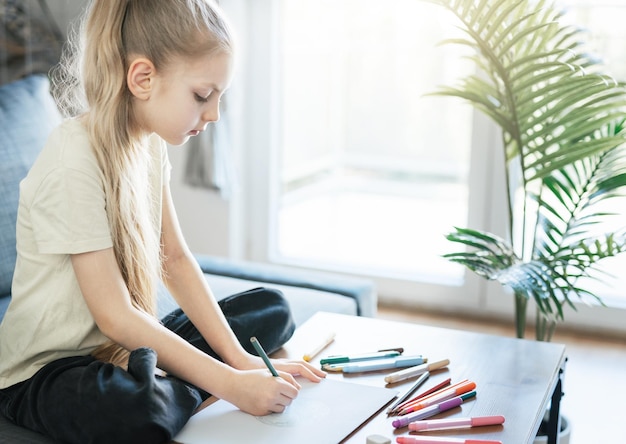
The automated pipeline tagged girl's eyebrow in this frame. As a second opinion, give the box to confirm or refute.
[199,83,222,93]
[200,80,231,94]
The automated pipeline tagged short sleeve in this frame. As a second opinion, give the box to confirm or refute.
[30,167,112,254]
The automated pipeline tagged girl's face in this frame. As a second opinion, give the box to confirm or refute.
[137,51,234,146]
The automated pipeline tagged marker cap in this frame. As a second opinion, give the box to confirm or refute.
[438,396,462,411]
[408,414,504,431]
[473,415,505,426]
[367,435,391,444]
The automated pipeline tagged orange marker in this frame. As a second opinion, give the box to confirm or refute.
[398,379,469,413]
[399,380,476,415]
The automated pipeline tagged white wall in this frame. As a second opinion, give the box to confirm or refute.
[46,0,85,31]
[166,147,232,256]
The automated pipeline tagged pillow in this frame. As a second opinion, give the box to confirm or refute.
[0,74,62,296]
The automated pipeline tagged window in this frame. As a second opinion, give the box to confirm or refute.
[273,0,479,286]
[559,0,626,80]
[236,0,626,332]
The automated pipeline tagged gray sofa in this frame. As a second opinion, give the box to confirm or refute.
[0,74,376,442]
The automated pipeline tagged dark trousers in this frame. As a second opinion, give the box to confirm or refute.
[0,287,295,444]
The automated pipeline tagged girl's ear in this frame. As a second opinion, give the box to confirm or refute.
[127,57,156,99]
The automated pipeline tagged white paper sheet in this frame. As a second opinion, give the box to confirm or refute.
[173,378,396,444]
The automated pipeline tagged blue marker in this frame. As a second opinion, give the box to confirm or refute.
[338,355,427,373]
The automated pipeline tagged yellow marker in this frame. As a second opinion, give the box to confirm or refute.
[303,332,336,362]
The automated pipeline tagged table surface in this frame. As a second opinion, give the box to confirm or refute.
[273,312,567,444]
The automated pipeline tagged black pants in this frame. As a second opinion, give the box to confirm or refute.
[0,287,295,444]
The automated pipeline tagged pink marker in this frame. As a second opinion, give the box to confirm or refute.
[408,415,505,432]
[396,436,502,444]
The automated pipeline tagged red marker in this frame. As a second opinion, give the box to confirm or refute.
[393,378,452,413]
[401,379,469,409]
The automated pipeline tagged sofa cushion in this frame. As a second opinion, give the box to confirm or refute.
[0,297,10,322]
[194,255,377,317]
[0,74,62,296]
[157,274,358,327]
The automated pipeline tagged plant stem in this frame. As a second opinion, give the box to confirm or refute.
[514,292,527,339]
[535,307,557,342]
[535,307,545,341]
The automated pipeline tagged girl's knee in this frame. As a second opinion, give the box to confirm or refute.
[220,287,296,354]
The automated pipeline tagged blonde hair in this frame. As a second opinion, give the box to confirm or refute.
[51,0,233,367]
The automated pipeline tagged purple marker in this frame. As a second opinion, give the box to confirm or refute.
[392,396,463,429]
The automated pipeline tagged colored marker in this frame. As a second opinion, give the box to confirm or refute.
[320,350,401,365]
[408,415,505,432]
[250,336,279,377]
[392,378,452,414]
[397,379,471,414]
[396,436,502,444]
[399,381,476,415]
[303,332,336,362]
[380,347,405,354]
[387,371,430,415]
[392,391,475,428]
[384,359,450,384]
[339,355,427,373]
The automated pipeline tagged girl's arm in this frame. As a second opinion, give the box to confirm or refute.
[71,246,299,415]
[159,181,325,380]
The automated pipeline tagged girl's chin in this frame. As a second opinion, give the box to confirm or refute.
[163,135,191,146]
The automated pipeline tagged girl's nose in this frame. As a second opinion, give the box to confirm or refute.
[202,102,220,123]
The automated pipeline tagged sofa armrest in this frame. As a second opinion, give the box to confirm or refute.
[194,255,377,318]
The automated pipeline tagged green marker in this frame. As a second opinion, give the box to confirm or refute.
[320,350,402,366]
[250,336,279,377]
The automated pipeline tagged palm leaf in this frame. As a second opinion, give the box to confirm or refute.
[445,227,625,321]
[427,0,626,337]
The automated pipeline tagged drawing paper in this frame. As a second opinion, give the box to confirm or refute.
[173,378,396,443]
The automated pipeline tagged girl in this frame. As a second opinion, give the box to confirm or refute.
[0,1,325,443]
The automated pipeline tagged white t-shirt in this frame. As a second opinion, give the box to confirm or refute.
[0,119,170,388]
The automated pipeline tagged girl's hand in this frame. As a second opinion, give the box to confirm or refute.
[272,358,327,382]
[230,369,300,415]
[226,358,326,416]
[232,354,327,383]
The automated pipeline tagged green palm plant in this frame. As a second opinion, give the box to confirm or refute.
[425,0,626,340]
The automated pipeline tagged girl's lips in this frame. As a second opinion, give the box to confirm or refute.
[188,130,200,136]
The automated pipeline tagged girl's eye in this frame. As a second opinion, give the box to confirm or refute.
[194,93,210,103]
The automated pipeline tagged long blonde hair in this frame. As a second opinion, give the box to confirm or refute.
[51,0,233,367]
